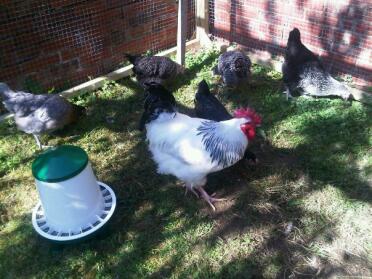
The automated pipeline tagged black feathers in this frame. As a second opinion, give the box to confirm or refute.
[194,80,231,121]
[124,53,140,65]
[139,84,176,131]
[282,28,351,100]
[125,53,184,89]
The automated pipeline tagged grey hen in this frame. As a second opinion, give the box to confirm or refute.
[282,28,352,100]
[0,83,85,149]
[215,50,252,88]
[125,54,184,89]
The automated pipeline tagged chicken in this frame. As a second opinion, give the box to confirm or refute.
[143,84,261,210]
[282,28,352,100]
[138,83,176,131]
[0,82,85,149]
[214,50,252,88]
[125,53,184,89]
[194,80,257,163]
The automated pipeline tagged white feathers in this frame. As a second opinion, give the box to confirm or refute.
[145,112,249,187]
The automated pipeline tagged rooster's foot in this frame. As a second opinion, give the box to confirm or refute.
[197,187,227,211]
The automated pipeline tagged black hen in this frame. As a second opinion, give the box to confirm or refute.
[0,82,85,149]
[194,80,257,163]
[194,80,231,121]
[282,28,352,100]
[125,54,184,89]
[215,50,252,88]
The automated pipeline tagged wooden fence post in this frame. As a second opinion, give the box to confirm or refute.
[176,0,187,66]
[196,0,211,47]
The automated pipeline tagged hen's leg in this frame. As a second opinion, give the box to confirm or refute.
[33,134,52,150]
[33,134,43,150]
[283,85,294,101]
[197,187,226,211]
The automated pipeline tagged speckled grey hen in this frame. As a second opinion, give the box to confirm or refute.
[0,83,85,149]
[125,54,184,89]
[282,28,352,100]
[215,50,252,88]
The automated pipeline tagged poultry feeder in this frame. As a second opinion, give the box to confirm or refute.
[31,145,116,242]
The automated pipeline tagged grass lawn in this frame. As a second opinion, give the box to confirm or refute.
[0,48,371,278]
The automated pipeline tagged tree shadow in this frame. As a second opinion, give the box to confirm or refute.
[1,47,370,278]
[210,0,371,88]
[307,0,369,84]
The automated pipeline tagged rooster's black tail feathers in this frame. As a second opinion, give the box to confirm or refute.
[196,80,211,99]
[138,84,176,131]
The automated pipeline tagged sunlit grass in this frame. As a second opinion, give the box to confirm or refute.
[0,47,371,278]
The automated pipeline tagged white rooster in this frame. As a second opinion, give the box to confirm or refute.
[142,83,261,210]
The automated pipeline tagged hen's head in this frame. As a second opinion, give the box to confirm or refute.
[233,108,262,140]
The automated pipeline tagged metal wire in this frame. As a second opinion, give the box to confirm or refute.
[0,0,196,91]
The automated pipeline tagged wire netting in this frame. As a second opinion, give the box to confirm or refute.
[0,0,196,92]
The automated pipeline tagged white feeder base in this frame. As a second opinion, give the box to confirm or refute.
[32,182,116,242]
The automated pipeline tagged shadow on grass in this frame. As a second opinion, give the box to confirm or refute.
[0,51,371,278]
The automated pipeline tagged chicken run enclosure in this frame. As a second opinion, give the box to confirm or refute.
[0,0,372,278]
[0,0,371,101]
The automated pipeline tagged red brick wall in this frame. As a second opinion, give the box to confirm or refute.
[209,0,371,88]
[0,0,195,92]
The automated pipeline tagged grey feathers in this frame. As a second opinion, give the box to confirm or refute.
[126,54,184,89]
[0,83,85,135]
[216,50,251,87]
[282,28,352,100]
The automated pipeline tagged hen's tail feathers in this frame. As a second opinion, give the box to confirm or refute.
[0,82,14,100]
[288,28,301,43]
[124,53,140,65]
[195,80,211,99]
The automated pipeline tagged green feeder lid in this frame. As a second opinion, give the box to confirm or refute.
[32,145,89,183]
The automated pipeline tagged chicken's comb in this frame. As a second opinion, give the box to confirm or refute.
[233,108,262,126]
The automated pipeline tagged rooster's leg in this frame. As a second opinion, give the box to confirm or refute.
[183,183,199,198]
[197,187,227,211]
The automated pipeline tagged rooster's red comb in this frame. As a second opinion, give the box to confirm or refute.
[233,108,262,126]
